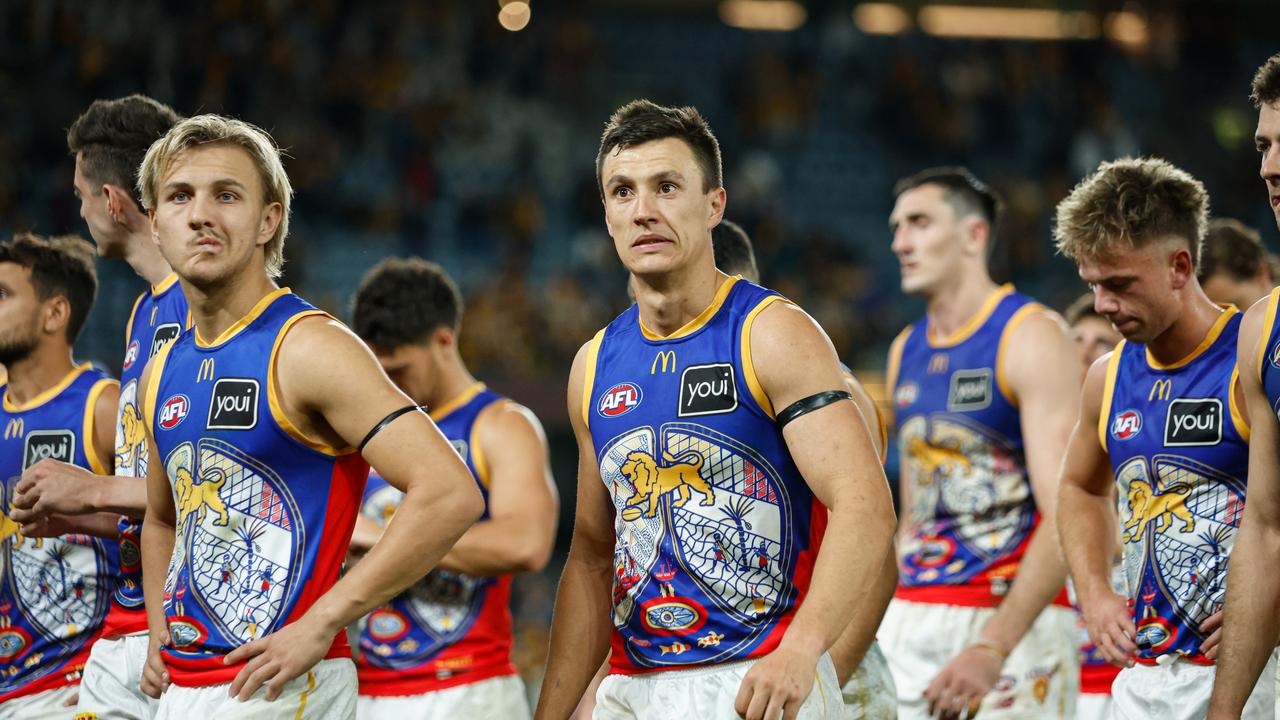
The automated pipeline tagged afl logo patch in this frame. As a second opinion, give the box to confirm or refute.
[1271,340,1280,369]
[123,340,140,371]
[158,394,191,430]
[1111,409,1142,440]
[895,382,919,408]
[598,382,643,418]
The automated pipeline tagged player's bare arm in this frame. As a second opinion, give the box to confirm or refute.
[736,301,896,720]
[1058,354,1136,668]
[12,380,149,522]
[1208,296,1280,718]
[535,341,617,720]
[139,354,178,699]
[223,316,483,701]
[432,400,559,576]
[923,310,1080,717]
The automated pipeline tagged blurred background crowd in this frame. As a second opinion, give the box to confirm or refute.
[5,0,1280,695]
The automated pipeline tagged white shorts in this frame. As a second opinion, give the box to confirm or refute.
[840,641,896,720]
[356,674,530,720]
[0,685,77,720]
[879,599,1078,719]
[1076,692,1112,720]
[594,653,848,720]
[1110,654,1275,720]
[77,632,157,720]
[153,658,356,720]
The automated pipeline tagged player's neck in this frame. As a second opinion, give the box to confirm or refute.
[924,273,1000,339]
[1146,286,1228,365]
[184,272,280,345]
[123,232,174,287]
[4,346,76,406]
[426,358,479,412]
[633,265,728,338]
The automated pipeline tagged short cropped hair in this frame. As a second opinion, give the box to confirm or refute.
[1199,218,1266,282]
[1054,157,1209,266]
[1250,53,1280,108]
[597,100,723,198]
[1064,292,1103,326]
[712,220,759,282]
[138,114,292,278]
[894,167,1003,254]
[352,257,463,349]
[0,233,98,343]
[67,95,182,210]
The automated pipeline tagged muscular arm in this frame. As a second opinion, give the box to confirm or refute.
[828,370,898,683]
[535,341,616,720]
[227,317,483,700]
[139,356,179,697]
[1209,297,1280,717]
[435,401,559,576]
[1058,354,1135,666]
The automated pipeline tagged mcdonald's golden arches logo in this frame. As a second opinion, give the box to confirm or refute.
[928,353,949,375]
[4,418,22,440]
[1148,379,1172,402]
[651,350,677,375]
[197,358,216,383]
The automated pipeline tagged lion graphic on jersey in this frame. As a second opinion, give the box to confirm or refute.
[175,466,230,528]
[906,436,971,485]
[116,402,145,463]
[1123,478,1194,543]
[621,449,714,519]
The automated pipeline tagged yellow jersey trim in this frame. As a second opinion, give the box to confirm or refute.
[639,275,741,342]
[885,326,912,429]
[195,286,290,348]
[995,303,1046,408]
[266,310,352,456]
[1097,343,1125,450]
[1230,366,1250,443]
[124,291,147,347]
[3,363,92,413]
[580,329,606,429]
[741,295,789,419]
[82,378,117,476]
[1145,305,1238,370]
[143,341,177,437]
[1256,288,1280,384]
[152,273,181,296]
[469,401,504,491]
[927,284,1014,348]
[429,382,486,422]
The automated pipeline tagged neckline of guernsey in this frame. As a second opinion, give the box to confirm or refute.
[2,362,93,413]
[193,287,291,348]
[151,273,181,296]
[926,283,1014,348]
[429,382,487,422]
[1144,304,1239,371]
[638,275,741,342]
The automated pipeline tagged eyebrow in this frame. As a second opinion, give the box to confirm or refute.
[161,177,250,192]
[604,170,688,189]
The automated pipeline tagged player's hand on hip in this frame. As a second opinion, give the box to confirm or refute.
[225,615,332,702]
[12,459,96,519]
[734,644,819,720]
[1082,589,1137,667]
[923,645,1002,719]
[1199,610,1224,660]
[142,629,172,699]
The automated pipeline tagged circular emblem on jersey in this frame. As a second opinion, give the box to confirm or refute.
[158,394,191,430]
[914,535,957,568]
[167,616,208,648]
[0,627,30,660]
[367,609,410,643]
[639,597,707,636]
[1271,340,1280,369]
[895,382,919,408]
[598,382,643,418]
[1135,615,1176,654]
[1111,409,1142,440]
[119,537,142,569]
[123,340,140,371]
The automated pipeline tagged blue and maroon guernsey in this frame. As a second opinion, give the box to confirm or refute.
[890,285,1063,607]
[1100,307,1248,664]
[0,364,119,702]
[585,276,825,673]
[356,384,518,695]
[106,272,189,638]
[1257,288,1280,436]
[145,288,369,686]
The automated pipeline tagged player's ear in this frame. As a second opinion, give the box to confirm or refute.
[1169,244,1195,290]
[707,187,726,230]
[258,201,283,247]
[42,295,71,337]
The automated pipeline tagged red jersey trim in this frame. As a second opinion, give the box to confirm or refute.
[0,640,94,703]
[1080,662,1121,694]
[100,603,149,639]
[164,634,349,687]
[894,584,1070,608]
[357,662,516,696]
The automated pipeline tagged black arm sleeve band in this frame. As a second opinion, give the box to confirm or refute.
[776,390,853,429]
[358,404,422,452]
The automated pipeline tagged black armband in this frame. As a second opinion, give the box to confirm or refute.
[776,390,853,429]
[358,404,423,452]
